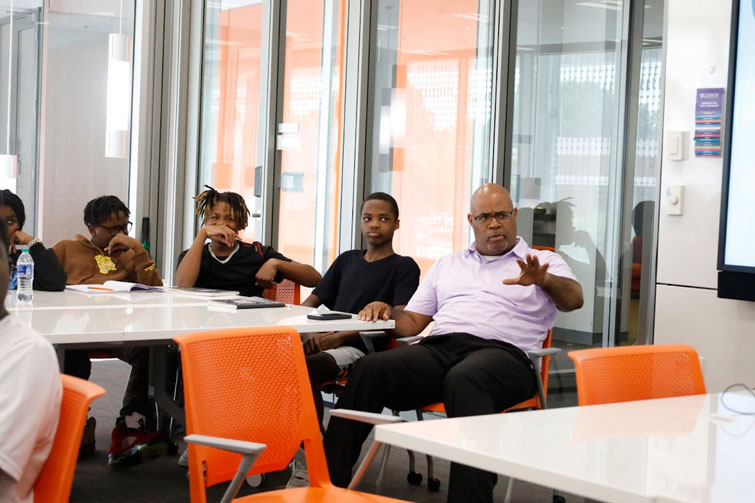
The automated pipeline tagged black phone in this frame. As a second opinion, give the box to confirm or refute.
[307,313,352,320]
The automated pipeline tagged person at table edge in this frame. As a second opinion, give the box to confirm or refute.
[0,190,66,291]
[0,218,62,503]
[52,195,167,469]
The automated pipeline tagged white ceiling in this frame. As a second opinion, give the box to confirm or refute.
[0,0,134,24]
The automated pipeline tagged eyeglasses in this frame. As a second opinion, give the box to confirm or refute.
[471,211,514,224]
[96,221,133,235]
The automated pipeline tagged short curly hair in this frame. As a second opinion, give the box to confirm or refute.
[361,192,399,219]
[83,195,130,227]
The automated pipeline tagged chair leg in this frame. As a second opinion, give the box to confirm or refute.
[413,409,440,491]
[404,409,423,485]
[406,448,421,485]
[426,452,440,491]
[169,363,182,438]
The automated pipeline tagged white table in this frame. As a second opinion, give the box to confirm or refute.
[7,290,394,426]
[13,302,393,345]
[6,291,394,342]
[6,289,230,310]
[371,392,755,503]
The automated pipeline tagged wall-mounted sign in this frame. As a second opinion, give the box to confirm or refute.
[694,87,724,157]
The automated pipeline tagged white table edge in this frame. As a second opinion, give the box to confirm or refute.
[375,421,661,503]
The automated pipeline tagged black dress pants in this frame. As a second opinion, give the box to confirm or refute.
[323,333,537,503]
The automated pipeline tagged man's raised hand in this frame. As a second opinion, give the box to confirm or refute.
[503,253,550,288]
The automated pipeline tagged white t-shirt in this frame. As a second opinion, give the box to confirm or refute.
[0,314,62,503]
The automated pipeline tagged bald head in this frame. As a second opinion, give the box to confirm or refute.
[470,183,513,214]
[468,183,518,255]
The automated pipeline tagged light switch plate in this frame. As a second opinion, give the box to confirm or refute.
[665,131,688,160]
[663,185,684,215]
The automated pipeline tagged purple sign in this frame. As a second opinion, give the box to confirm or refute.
[694,87,724,157]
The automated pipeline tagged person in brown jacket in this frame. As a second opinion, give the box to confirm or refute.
[52,195,169,468]
[52,196,161,286]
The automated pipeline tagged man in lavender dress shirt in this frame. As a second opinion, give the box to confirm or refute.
[323,183,583,503]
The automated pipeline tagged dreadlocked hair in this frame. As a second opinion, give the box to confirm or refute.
[84,195,130,227]
[194,185,250,230]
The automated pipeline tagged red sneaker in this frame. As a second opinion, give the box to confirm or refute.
[107,419,169,468]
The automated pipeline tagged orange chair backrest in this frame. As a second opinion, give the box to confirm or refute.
[35,375,105,503]
[532,245,556,252]
[536,328,554,406]
[174,327,330,503]
[504,328,553,412]
[568,344,706,406]
[263,279,301,304]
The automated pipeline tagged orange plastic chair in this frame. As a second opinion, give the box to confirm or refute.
[174,327,408,503]
[34,374,106,503]
[568,344,706,406]
[263,279,301,305]
[419,329,555,416]
[400,329,556,492]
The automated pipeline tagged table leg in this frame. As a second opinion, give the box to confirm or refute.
[149,346,185,428]
[348,440,384,490]
[56,347,65,370]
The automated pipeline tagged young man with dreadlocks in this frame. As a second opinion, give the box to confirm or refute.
[52,195,169,469]
[175,186,321,295]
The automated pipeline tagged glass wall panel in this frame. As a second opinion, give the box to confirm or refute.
[275,0,346,273]
[511,0,626,353]
[0,3,41,230]
[199,1,264,242]
[0,0,138,244]
[367,0,496,276]
[618,0,664,345]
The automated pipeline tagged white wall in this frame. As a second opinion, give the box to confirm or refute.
[655,0,755,391]
[38,13,130,245]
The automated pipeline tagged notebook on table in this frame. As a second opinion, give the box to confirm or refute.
[168,287,240,298]
[208,296,286,310]
[66,281,163,294]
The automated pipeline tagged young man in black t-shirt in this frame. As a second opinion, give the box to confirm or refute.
[175,186,321,296]
[287,192,419,488]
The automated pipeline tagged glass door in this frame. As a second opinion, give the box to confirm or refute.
[0,5,41,232]
[199,0,265,243]
[273,0,347,274]
[510,0,628,355]
[366,0,497,276]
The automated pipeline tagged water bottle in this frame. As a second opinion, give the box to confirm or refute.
[16,246,34,303]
